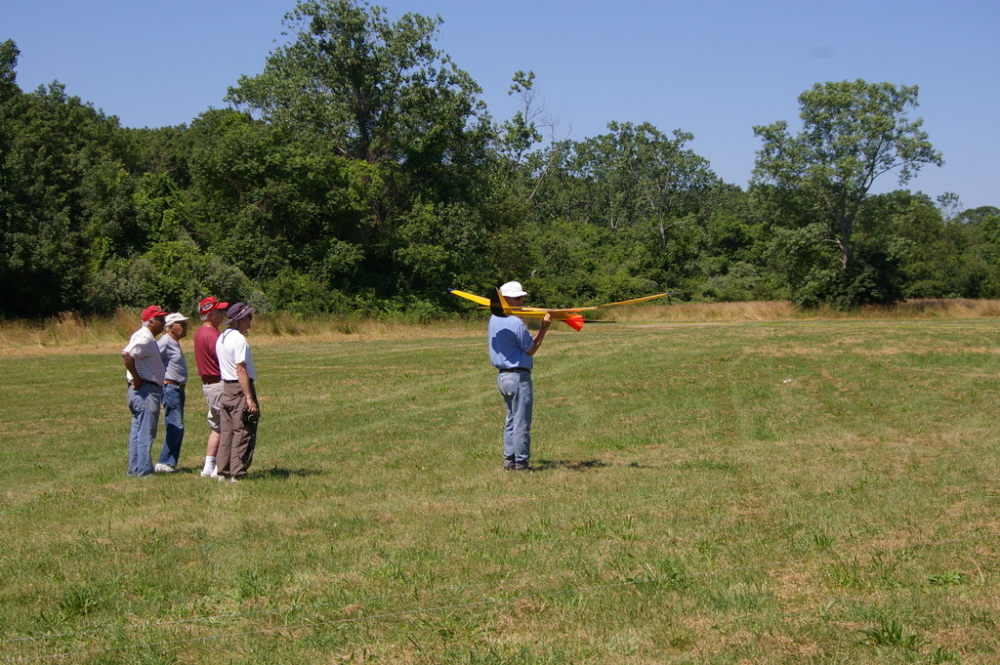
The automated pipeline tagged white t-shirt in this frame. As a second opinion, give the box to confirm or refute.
[216,328,256,381]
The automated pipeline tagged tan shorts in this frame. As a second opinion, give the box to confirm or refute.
[202,382,224,432]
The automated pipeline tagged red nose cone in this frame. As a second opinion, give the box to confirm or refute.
[563,315,585,331]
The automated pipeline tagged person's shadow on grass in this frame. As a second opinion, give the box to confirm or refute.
[253,466,325,479]
[532,459,611,471]
[174,466,323,479]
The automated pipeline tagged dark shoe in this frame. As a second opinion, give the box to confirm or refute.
[513,462,531,471]
[503,458,516,469]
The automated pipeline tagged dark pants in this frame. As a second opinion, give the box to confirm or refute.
[217,381,258,479]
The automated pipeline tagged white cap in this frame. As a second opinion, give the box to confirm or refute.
[499,281,528,298]
[164,313,188,326]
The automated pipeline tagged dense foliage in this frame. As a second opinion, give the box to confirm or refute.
[1,3,995,319]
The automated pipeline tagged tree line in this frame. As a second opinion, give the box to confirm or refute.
[2,0,999,320]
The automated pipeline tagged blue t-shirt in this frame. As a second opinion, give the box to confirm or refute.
[488,315,534,370]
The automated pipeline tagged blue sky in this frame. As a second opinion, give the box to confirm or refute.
[5,0,998,208]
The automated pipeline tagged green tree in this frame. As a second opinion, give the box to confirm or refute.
[959,206,1000,297]
[184,109,366,290]
[567,122,716,246]
[752,80,942,279]
[690,183,784,302]
[0,39,18,104]
[0,68,128,317]
[83,238,249,314]
[491,71,546,184]
[226,0,492,303]
[866,191,972,298]
[526,122,715,299]
[226,0,488,199]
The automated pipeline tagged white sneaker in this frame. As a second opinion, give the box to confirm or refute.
[200,467,216,478]
[211,471,224,481]
[154,463,176,474]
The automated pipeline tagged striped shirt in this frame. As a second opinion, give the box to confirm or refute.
[123,327,165,385]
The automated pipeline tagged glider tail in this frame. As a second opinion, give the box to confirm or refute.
[563,315,585,332]
[489,287,512,317]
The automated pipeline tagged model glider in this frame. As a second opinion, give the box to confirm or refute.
[448,288,669,331]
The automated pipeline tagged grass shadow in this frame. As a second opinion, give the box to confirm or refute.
[535,458,612,471]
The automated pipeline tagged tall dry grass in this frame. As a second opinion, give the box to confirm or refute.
[607,298,1000,323]
[0,310,139,355]
[0,309,483,356]
[3,299,999,356]
[612,300,797,322]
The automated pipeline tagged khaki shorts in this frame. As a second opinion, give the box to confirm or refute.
[202,382,224,432]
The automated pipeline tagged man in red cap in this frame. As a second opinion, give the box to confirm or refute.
[194,296,228,477]
[122,305,168,477]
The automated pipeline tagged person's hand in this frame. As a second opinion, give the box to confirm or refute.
[541,313,553,329]
[246,397,259,414]
[132,377,143,390]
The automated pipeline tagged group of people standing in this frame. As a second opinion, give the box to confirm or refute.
[121,297,259,482]
[121,279,551,478]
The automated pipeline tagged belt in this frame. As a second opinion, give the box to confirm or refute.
[201,376,221,385]
[130,380,160,388]
[499,368,531,373]
[164,379,185,386]
[223,380,239,384]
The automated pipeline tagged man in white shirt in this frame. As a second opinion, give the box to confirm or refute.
[122,305,168,477]
[215,302,259,482]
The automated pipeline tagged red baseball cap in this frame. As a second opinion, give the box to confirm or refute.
[141,305,169,321]
[199,296,229,314]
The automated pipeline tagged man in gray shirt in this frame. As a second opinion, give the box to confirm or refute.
[154,313,189,473]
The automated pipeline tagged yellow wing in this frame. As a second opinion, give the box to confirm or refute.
[596,293,671,309]
[448,289,491,307]
[449,289,669,331]
[449,289,667,311]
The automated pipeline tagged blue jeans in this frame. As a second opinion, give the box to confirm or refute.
[497,371,533,464]
[157,384,185,467]
[127,383,161,477]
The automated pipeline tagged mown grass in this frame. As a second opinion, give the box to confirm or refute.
[2,311,1000,664]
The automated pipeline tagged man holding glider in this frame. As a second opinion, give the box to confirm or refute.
[488,281,552,471]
